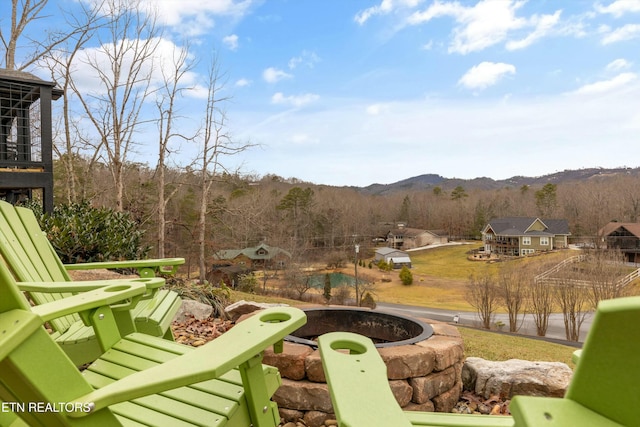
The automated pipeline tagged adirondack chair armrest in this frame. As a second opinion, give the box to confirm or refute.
[68,307,307,417]
[31,282,148,323]
[318,332,413,427]
[64,257,185,278]
[572,349,582,364]
[18,277,165,294]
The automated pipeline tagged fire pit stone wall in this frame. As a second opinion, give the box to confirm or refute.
[263,319,464,426]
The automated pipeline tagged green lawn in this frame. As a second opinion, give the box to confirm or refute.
[459,327,577,368]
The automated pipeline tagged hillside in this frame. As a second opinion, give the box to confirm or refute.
[358,167,640,195]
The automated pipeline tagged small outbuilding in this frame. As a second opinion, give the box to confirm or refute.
[374,247,412,269]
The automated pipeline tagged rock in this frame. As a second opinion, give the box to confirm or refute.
[173,299,213,323]
[409,366,457,403]
[224,300,288,321]
[273,379,333,412]
[324,419,338,426]
[432,382,462,413]
[303,410,331,427]
[427,321,462,338]
[389,380,413,407]
[404,400,435,412]
[415,335,464,372]
[462,357,573,399]
[263,342,313,380]
[279,408,304,423]
[304,350,325,382]
[378,345,436,379]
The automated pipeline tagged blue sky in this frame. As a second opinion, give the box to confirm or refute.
[9,0,640,187]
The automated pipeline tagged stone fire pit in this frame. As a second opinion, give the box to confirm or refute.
[262,307,465,427]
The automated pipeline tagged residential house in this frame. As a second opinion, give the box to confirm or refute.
[213,243,292,269]
[598,222,640,263]
[386,224,449,249]
[374,247,412,269]
[482,217,570,256]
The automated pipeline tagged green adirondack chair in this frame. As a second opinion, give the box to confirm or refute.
[0,200,184,366]
[0,260,307,427]
[319,295,640,427]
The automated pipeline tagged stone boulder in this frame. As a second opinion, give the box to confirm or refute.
[462,357,573,399]
[173,299,213,323]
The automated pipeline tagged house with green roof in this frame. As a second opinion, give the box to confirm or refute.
[482,217,570,257]
[213,243,292,269]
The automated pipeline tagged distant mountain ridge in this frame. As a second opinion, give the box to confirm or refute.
[358,167,640,195]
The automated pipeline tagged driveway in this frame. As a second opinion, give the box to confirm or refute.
[376,302,591,345]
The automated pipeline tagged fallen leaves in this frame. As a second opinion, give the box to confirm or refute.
[171,316,233,347]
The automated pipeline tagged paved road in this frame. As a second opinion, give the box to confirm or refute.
[376,302,592,344]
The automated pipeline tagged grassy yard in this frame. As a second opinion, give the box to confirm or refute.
[459,327,577,368]
[372,244,576,311]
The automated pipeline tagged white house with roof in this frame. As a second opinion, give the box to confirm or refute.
[374,247,412,269]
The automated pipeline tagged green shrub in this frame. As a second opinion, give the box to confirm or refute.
[35,201,151,264]
[360,291,376,309]
[377,259,392,271]
[236,273,258,294]
[323,273,332,302]
[399,265,413,285]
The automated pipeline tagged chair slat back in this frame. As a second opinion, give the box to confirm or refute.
[565,296,640,427]
[0,201,78,333]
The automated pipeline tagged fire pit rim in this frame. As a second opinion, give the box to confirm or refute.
[285,306,434,349]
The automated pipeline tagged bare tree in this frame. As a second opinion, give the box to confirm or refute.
[195,55,252,282]
[467,272,499,329]
[71,0,160,211]
[1,0,76,70]
[528,276,554,336]
[497,264,528,333]
[42,1,107,203]
[153,42,194,257]
[586,249,628,306]
[554,273,590,342]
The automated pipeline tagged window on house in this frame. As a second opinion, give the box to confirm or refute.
[522,237,531,245]
[540,237,549,246]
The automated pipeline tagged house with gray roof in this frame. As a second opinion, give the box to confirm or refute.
[374,247,412,269]
[213,243,291,269]
[386,224,449,249]
[482,217,570,256]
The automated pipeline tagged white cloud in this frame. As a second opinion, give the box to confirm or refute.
[141,0,252,25]
[223,34,239,50]
[573,72,637,95]
[354,0,421,25]
[288,50,321,69]
[506,10,561,50]
[595,0,640,17]
[271,92,320,107]
[263,67,293,83]
[64,37,197,97]
[366,103,391,115]
[606,58,631,71]
[235,78,251,87]
[289,133,314,144]
[458,62,516,90]
[407,0,561,54]
[601,24,640,44]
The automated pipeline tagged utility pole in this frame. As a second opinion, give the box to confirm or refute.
[354,243,360,306]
